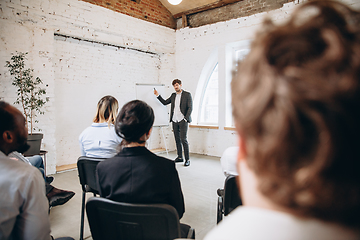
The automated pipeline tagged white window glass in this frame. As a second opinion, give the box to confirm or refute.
[226,48,250,127]
[199,64,218,124]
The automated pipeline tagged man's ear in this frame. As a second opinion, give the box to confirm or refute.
[2,131,14,144]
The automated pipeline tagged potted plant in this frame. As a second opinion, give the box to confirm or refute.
[5,52,49,155]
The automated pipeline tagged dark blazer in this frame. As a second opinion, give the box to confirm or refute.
[96,146,185,219]
[157,90,193,123]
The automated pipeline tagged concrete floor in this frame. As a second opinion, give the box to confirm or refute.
[49,151,225,240]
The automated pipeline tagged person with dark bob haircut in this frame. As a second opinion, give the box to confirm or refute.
[96,100,194,238]
[206,1,360,239]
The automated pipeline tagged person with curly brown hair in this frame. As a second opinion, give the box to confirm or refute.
[205,1,360,239]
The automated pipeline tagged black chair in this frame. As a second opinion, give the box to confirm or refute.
[86,197,195,240]
[217,175,242,223]
[77,156,105,240]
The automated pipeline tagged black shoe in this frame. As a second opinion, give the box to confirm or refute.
[175,157,184,163]
[184,160,190,167]
[47,187,75,208]
[46,176,54,184]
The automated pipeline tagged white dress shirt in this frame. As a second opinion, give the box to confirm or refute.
[172,91,185,122]
[0,151,51,240]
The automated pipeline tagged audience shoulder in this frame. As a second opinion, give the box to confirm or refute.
[0,157,45,191]
[149,151,175,165]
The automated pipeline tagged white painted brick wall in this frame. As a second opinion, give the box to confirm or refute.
[173,3,300,157]
[53,36,162,165]
[174,0,360,157]
[0,0,175,173]
[1,0,358,172]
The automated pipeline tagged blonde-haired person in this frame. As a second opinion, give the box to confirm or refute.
[79,95,122,158]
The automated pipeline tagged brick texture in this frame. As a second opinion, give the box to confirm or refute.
[81,0,176,29]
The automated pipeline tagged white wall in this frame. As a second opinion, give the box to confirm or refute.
[0,0,175,173]
[1,0,359,172]
[173,0,360,157]
[174,1,300,157]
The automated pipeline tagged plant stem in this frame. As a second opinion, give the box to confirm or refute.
[19,68,28,128]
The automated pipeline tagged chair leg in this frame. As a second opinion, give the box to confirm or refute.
[80,191,86,240]
[217,196,223,224]
[187,228,195,239]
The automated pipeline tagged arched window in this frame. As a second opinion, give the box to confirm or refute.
[198,63,218,125]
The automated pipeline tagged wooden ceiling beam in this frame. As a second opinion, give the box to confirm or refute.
[182,14,188,28]
[173,0,243,19]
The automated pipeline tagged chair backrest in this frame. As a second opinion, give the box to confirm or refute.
[224,175,242,216]
[86,197,181,240]
[77,156,105,194]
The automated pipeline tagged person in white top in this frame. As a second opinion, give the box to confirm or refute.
[79,95,122,158]
[220,146,239,177]
[205,1,360,239]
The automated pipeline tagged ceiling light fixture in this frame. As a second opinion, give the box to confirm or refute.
[168,0,182,5]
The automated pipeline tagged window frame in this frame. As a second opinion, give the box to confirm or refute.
[225,40,251,128]
[197,63,219,125]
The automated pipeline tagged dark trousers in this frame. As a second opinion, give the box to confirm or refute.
[172,120,189,160]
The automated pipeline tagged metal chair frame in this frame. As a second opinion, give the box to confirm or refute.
[77,156,105,240]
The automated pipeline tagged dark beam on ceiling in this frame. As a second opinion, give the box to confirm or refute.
[173,0,243,19]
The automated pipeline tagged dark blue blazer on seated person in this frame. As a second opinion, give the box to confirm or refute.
[96,146,185,219]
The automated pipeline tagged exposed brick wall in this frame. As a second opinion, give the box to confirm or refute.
[185,0,293,28]
[81,0,176,29]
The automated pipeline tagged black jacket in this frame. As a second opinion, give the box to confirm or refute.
[157,90,193,123]
[96,146,185,218]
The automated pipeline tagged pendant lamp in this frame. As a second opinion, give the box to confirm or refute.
[168,0,182,5]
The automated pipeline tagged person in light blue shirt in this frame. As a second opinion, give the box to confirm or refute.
[79,96,122,158]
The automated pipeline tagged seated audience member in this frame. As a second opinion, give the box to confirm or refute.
[220,146,239,177]
[79,95,122,158]
[97,100,194,238]
[217,146,240,197]
[205,1,360,239]
[0,101,73,240]
[9,151,75,208]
